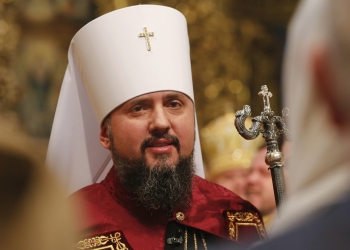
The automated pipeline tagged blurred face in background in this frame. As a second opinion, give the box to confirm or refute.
[245,148,276,216]
[212,168,249,199]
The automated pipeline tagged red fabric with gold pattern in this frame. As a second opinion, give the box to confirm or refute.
[71,168,266,250]
[225,211,266,244]
[74,230,132,250]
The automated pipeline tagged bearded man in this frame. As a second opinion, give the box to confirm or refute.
[47,5,266,250]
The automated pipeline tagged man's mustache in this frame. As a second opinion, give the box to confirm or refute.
[141,134,180,154]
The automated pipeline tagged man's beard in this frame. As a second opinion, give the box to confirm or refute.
[109,132,195,211]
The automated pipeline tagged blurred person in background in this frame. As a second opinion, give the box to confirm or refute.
[213,167,249,199]
[250,0,350,249]
[201,113,264,199]
[245,141,289,232]
[0,121,76,250]
[245,147,276,232]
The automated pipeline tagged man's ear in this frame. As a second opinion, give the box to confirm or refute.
[100,122,111,150]
[311,48,347,128]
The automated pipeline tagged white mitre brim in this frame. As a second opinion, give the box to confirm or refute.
[46,5,204,194]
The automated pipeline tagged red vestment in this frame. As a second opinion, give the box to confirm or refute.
[72,168,266,250]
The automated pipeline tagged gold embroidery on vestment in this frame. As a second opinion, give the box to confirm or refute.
[184,227,208,250]
[75,232,129,250]
[226,211,266,241]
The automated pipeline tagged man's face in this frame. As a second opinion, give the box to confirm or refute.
[245,148,276,216]
[99,91,196,210]
[104,90,195,166]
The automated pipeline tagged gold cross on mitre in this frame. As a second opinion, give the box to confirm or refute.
[138,27,154,51]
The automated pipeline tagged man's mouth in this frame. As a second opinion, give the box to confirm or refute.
[141,134,180,154]
[147,138,174,145]
[246,188,261,196]
[145,139,174,154]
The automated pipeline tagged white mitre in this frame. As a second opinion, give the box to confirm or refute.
[46,5,204,194]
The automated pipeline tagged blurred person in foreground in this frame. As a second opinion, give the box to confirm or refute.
[47,5,266,250]
[250,0,350,249]
[0,121,76,250]
[201,113,264,199]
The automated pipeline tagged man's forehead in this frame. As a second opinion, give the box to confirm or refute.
[124,91,193,105]
[107,91,194,116]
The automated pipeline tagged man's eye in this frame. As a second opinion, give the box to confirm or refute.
[169,101,181,108]
[132,106,143,112]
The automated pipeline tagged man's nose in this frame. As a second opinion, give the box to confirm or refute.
[149,106,171,134]
[246,172,258,184]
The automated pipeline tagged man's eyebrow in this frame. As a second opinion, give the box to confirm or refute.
[164,93,185,99]
[124,92,187,107]
[127,97,150,106]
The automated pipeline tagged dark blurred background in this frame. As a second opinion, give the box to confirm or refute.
[0,0,299,176]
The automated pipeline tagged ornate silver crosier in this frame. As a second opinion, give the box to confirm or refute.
[234,85,290,212]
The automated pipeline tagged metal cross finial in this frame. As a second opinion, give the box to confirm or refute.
[234,85,291,214]
[138,27,154,51]
[258,85,273,112]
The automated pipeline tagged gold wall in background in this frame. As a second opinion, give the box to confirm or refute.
[0,0,95,156]
[0,0,299,165]
[0,0,20,120]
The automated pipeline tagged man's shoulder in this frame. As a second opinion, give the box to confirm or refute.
[68,182,117,235]
[193,175,247,201]
[192,175,261,216]
[71,182,105,195]
[69,182,109,206]
[188,175,267,243]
